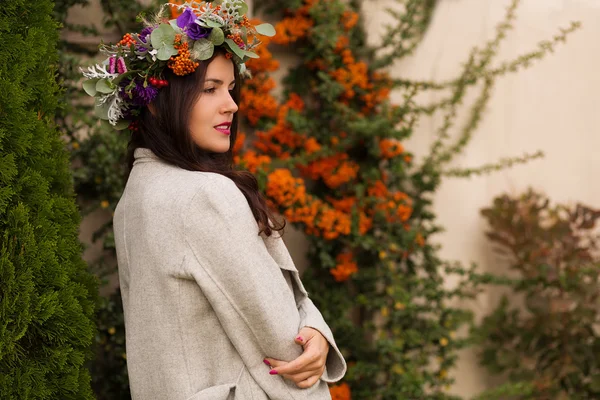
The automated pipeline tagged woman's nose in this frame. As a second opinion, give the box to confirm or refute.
[222,92,238,114]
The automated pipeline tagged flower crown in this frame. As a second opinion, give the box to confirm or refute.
[80,0,275,130]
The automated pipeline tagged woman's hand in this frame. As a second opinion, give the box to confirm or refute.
[264,327,330,388]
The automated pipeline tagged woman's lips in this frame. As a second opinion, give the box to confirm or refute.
[214,124,231,135]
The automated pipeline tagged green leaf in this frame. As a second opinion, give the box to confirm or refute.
[94,98,111,120]
[96,79,114,94]
[209,27,225,46]
[255,23,275,37]
[224,38,245,59]
[168,19,183,34]
[156,45,179,61]
[192,39,215,61]
[113,120,130,131]
[244,51,259,59]
[82,79,99,96]
[151,23,176,50]
[204,19,223,28]
[237,1,248,16]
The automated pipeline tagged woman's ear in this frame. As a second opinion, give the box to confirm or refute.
[147,103,157,116]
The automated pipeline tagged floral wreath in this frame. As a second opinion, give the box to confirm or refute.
[80,0,275,130]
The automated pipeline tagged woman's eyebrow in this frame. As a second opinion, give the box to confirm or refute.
[204,78,236,85]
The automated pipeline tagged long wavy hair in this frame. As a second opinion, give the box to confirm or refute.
[126,49,284,237]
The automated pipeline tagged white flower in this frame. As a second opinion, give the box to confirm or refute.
[149,49,158,62]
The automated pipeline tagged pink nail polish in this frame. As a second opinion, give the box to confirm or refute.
[269,370,278,375]
[296,336,303,342]
[263,359,271,366]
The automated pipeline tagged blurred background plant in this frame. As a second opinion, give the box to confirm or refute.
[472,190,600,400]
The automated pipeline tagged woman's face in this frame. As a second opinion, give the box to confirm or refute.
[189,54,238,153]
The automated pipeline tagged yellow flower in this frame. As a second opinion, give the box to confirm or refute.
[389,243,398,252]
[380,307,389,317]
[439,369,447,378]
[439,337,449,347]
[108,327,116,335]
[72,142,80,149]
[449,331,456,339]
[378,250,387,259]
[394,302,405,310]
[100,200,110,209]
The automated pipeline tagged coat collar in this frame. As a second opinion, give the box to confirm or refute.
[133,148,162,165]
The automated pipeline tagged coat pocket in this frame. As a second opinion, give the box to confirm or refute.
[185,383,236,400]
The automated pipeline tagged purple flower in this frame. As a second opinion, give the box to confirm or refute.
[187,23,211,40]
[131,81,158,106]
[177,8,196,29]
[109,56,117,74]
[139,26,154,43]
[116,57,127,74]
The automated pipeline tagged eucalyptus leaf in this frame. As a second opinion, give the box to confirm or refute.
[244,51,259,59]
[151,24,176,50]
[94,99,111,120]
[191,39,215,61]
[113,120,130,131]
[96,79,115,94]
[156,45,179,61]
[168,19,183,34]
[83,79,99,96]
[209,27,225,46]
[224,38,245,59]
[255,23,276,37]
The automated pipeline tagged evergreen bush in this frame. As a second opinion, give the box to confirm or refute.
[0,1,97,398]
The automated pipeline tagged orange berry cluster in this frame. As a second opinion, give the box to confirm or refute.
[118,33,136,47]
[240,16,253,29]
[330,253,358,282]
[168,41,199,76]
[227,34,245,49]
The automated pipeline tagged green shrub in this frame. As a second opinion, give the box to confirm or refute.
[0,1,97,398]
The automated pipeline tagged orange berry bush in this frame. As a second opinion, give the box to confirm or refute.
[233,0,578,398]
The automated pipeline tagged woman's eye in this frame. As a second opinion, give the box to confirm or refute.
[204,87,216,94]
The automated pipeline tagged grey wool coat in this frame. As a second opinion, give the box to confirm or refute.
[113,148,347,400]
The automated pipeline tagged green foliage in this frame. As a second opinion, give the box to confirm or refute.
[54,1,157,397]
[90,289,129,399]
[473,190,600,400]
[0,0,97,398]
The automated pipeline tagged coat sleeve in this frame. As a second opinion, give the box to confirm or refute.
[264,229,347,382]
[296,296,347,382]
[181,177,305,363]
[182,175,346,383]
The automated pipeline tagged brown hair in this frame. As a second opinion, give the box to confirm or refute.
[126,50,284,236]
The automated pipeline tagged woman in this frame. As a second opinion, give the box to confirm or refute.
[81,2,346,399]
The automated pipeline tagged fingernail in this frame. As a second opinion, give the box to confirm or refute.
[263,359,271,366]
[269,370,278,375]
[296,336,303,342]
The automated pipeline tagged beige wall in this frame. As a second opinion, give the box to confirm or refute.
[69,0,599,396]
[363,0,600,396]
